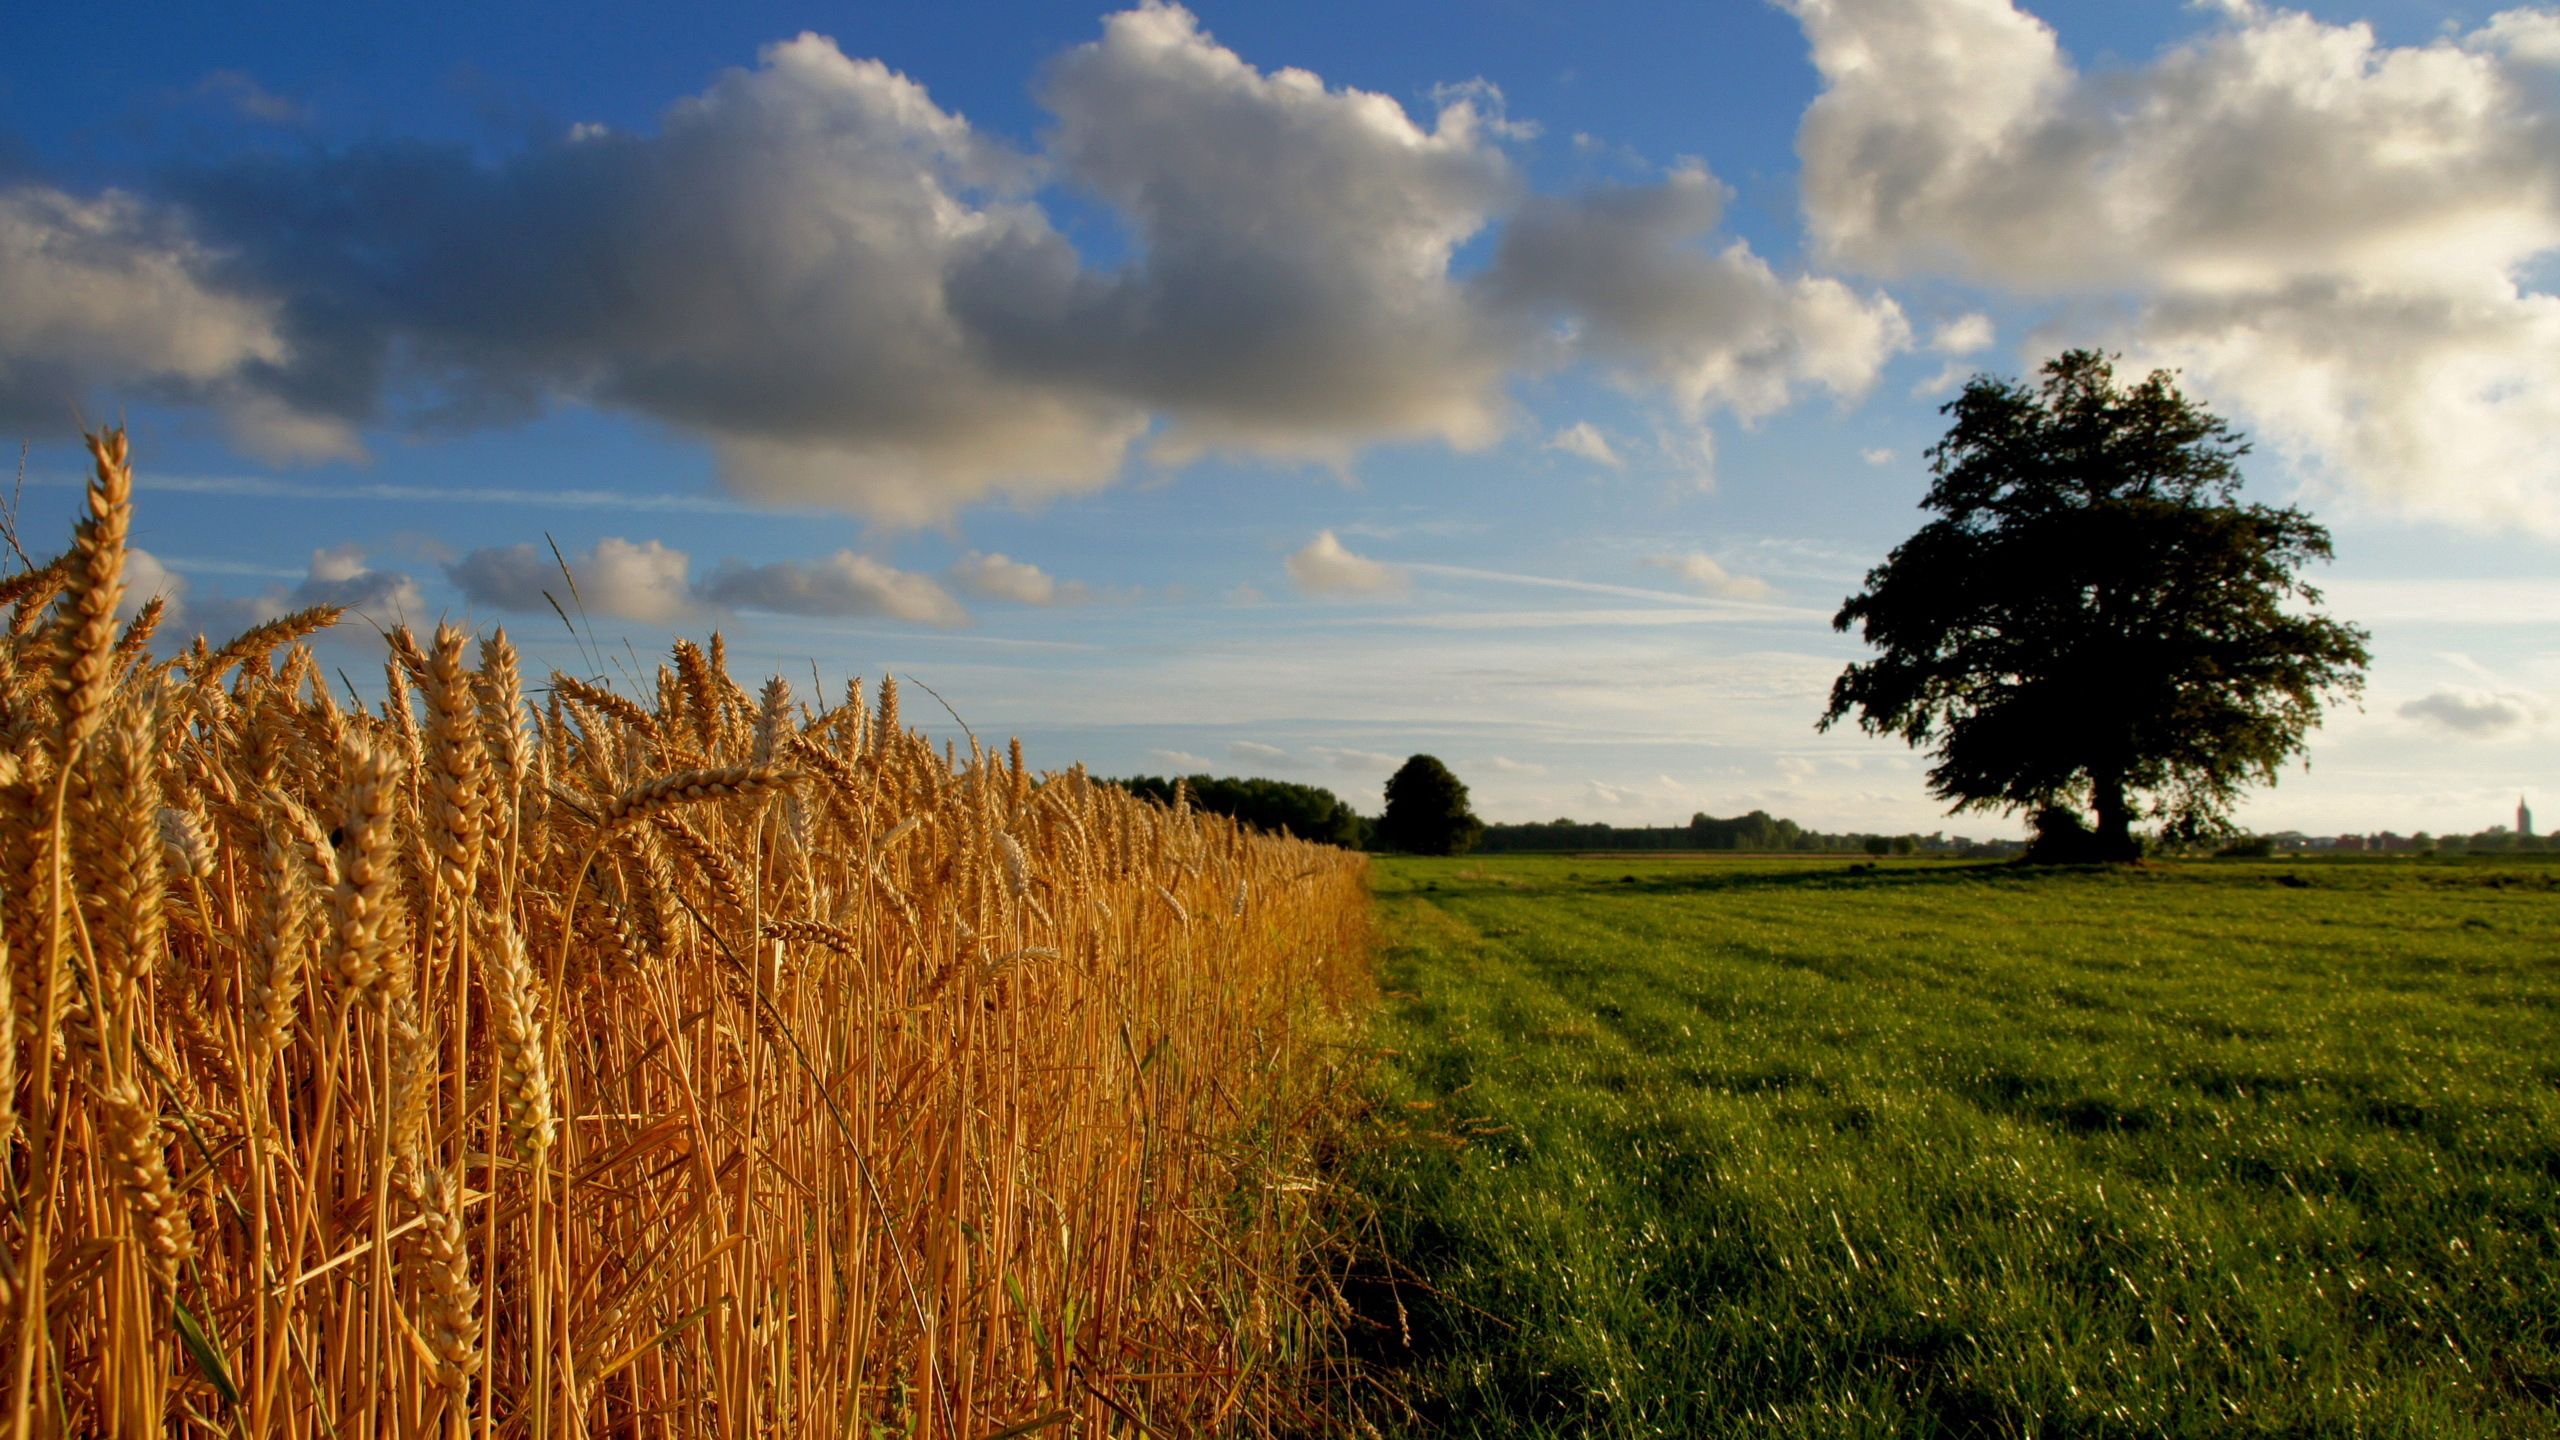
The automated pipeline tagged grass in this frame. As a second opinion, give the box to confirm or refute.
[1339,853,2560,1438]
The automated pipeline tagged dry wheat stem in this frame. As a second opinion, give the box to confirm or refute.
[0,429,1374,1438]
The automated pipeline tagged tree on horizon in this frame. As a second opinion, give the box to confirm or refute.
[1377,755,1485,856]
[1821,350,2370,863]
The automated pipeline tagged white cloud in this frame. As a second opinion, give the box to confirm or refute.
[1001,2,1521,468]
[1643,551,1776,600]
[448,537,692,622]
[1584,779,1643,809]
[194,543,424,640]
[0,7,1914,526]
[0,186,347,459]
[698,551,967,626]
[1148,748,1216,771]
[948,550,1085,605]
[2474,9,2560,66]
[1485,163,1911,421]
[1929,312,1994,354]
[296,544,426,626]
[1911,359,1975,397]
[1859,446,1895,466]
[1486,754,1546,775]
[1285,530,1410,598]
[1307,745,1402,773]
[1547,421,1625,469]
[2398,687,2546,736]
[1787,0,2560,532]
[121,547,187,626]
[1228,739,1290,764]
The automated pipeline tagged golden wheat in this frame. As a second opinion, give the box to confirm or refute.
[0,428,1372,1437]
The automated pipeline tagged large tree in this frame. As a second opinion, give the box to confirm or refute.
[1377,755,1484,856]
[1821,351,2369,863]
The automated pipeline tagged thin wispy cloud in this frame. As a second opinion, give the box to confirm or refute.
[1345,606,1816,631]
[87,471,813,517]
[1406,560,1808,614]
[1642,551,1776,600]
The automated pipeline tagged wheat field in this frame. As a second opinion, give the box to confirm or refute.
[0,431,1373,1436]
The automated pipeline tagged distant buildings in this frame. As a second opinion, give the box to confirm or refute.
[2523,796,2537,838]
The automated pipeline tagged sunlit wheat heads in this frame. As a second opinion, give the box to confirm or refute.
[0,429,1373,1438]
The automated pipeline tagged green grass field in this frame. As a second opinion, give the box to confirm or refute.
[1339,855,2560,1438]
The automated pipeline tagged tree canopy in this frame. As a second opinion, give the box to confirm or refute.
[1376,755,1484,856]
[1821,350,2370,863]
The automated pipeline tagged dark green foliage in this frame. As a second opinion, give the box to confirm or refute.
[1478,818,1703,853]
[1113,773,1367,848]
[1376,755,1484,856]
[1688,809,1801,850]
[1344,854,2560,1438]
[1823,351,2370,863]
[1478,811,1967,856]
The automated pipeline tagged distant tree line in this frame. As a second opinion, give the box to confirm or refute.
[1111,774,1369,849]
[1477,810,2008,857]
[2434,828,2548,854]
[1110,768,2030,858]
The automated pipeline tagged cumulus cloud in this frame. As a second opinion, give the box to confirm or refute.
[193,544,424,640]
[1285,530,1409,598]
[1487,754,1547,775]
[1643,551,1775,600]
[2475,8,2560,65]
[0,186,341,458]
[1786,0,2560,532]
[1547,421,1624,469]
[0,5,1911,525]
[1229,739,1290,764]
[121,547,187,625]
[948,550,1084,605]
[697,551,967,625]
[973,0,1521,465]
[1859,446,1895,466]
[1148,747,1216,771]
[448,537,692,622]
[1484,164,1910,420]
[295,545,427,624]
[2399,687,2544,736]
[1929,313,1993,354]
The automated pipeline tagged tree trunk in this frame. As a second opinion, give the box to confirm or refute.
[2090,770,2139,863]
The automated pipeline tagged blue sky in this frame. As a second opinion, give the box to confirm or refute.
[5,0,2555,835]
